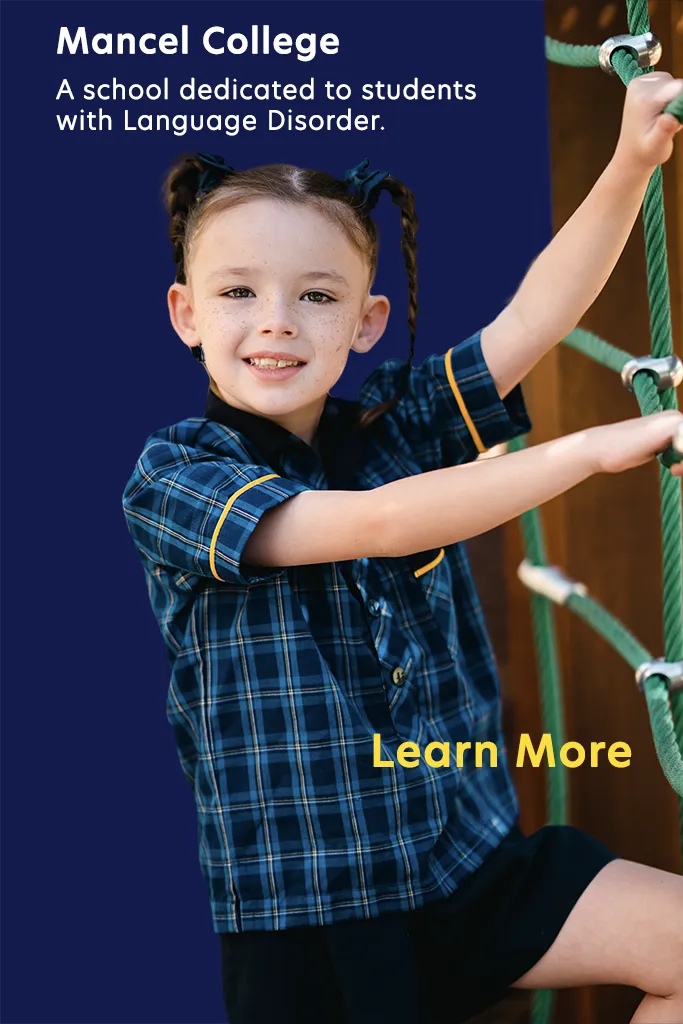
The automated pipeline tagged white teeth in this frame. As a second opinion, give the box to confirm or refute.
[248,358,302,368]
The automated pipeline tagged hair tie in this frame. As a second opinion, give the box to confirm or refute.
[343,158,390,211]
[195,152,236,199]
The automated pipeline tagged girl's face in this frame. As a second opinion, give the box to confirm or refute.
[168,198,390,444]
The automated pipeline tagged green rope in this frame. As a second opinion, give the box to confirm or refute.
[544,38,683,121]
[561,326,634,372]
[642,677,683,797]
[541,8,683,805]
[509,456,567,1024]
[627,0,649,36]
[561,329,681,463]
[622,0,683,850]
[565,592,683,795]
[517,504,569,827]
[519,7,683,1019]
[608,47,679,398]
[530,987,555,1024]
[511,430,683,798]
[564,593,651,666]
[631,375,683,670]
[668,93,683,121]
[544,37,599,68]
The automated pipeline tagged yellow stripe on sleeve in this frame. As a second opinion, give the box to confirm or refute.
[413,548,445,578]
[209,474,280,581]
[444,348,487,455]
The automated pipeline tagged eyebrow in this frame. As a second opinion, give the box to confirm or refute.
[207,266,350,287]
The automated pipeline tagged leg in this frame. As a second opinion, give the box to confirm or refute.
[510,859,683,1023]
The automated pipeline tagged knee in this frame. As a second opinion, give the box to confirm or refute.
[648,891,683,998]
[668,934,683,998]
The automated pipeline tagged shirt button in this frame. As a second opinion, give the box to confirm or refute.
[368,599,381,617]
[391,666,406,686]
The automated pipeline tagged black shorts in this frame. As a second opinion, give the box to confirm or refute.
[219,822,618,1024]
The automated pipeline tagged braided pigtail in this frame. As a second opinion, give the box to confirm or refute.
[163,154,205,285]
[356,173,419,429]
[163,152,236,285]
[383,175,418,370]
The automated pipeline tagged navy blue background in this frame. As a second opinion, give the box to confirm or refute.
[1,2,551,1021]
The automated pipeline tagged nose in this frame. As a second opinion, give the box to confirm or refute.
[257,295,298,339]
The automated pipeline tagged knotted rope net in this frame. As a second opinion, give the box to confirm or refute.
[511,3,682,1019]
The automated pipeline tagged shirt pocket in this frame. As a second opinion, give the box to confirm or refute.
[405,547,445,581]
[406,548,460,671]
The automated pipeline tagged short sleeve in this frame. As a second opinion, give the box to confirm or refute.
[122,439,312,586]
[359,329,532,470]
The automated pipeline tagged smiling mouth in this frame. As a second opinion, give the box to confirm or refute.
[243,358,305,368]
[242,358,307,382]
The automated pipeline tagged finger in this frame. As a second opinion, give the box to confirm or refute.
[629,72,672,94]
[632,76,681,104]
[647,79,683,107]
[653,113,682,136]
[656,79,683,102]
[631,71,672,84]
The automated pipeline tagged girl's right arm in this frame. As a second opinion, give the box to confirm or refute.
[243,411,683,568]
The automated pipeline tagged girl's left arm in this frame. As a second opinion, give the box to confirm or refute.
[481,72,683,400]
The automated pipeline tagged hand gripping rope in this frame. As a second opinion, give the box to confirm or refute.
[509,4,683,1021]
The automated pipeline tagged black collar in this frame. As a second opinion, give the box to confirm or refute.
[205,387,365,488]
[206,387,296,461]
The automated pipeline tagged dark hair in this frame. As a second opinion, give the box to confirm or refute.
[163,154,418,428]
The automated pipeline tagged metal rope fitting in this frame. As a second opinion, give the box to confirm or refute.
[635,658,683,694]
[620,354,683,393]
[517,561,588,606]
[599,31,662,75]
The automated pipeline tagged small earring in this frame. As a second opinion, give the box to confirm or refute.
[191,343,205,363]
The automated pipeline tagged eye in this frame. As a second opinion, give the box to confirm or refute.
[303,291,334,304]
[221,287,253,299]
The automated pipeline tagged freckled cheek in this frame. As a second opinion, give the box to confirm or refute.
[315,309,358,346]
[198,303,248,344]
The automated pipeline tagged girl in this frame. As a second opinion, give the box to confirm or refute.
[123,72,683,1024]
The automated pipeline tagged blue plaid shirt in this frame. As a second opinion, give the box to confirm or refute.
[122,329,532,934]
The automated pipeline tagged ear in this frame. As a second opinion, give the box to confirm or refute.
[351,294,391,354]
[168,282,201,353]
